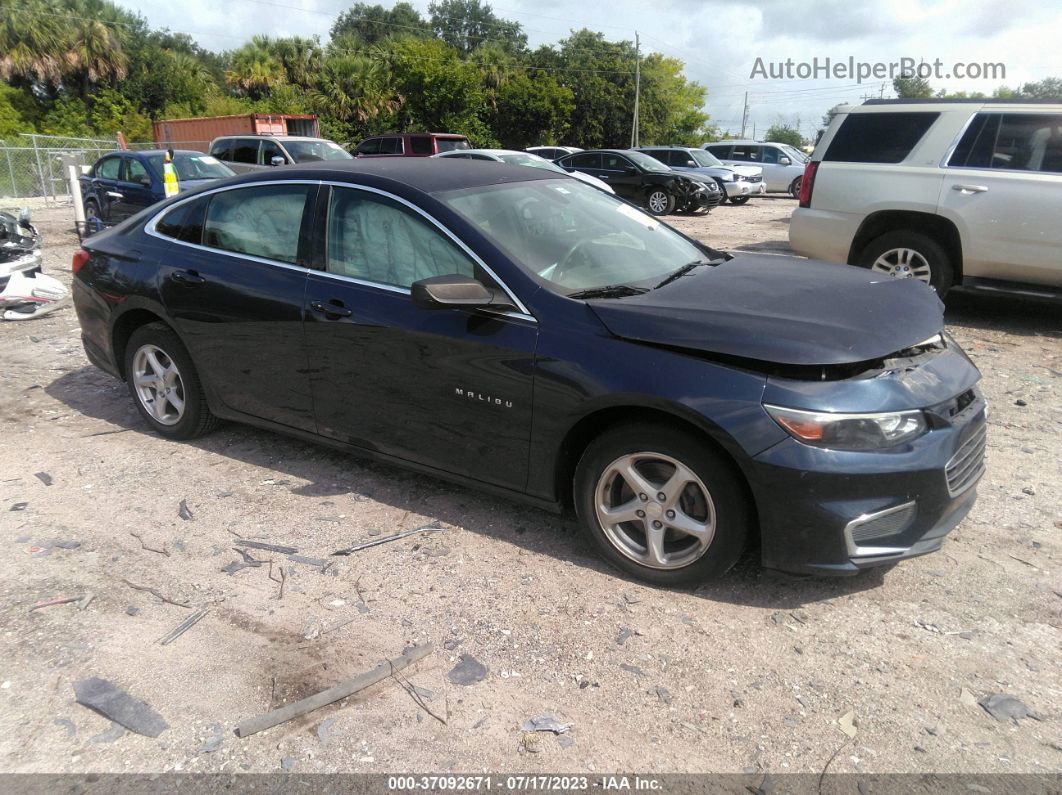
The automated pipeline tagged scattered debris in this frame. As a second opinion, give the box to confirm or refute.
[177,500,193,521]
[121,579,190,608]
[332,522,443,556]
[655,686,673,705]
[236,644,431,737]
[34,472,53,486]
[158,606,210,646]
[393,672,447,725]
[979,693,1039,722]
[74,677,169,737]
[557,735,575,749]
[287,554,327,568]
[268,562,287,599]
[838,710,858,738]
[54,539,81,549]
[960,687,978,707]
[9,502,27,512]
[199,723,225,754]
[770,611,787,625]
[224,547,267,575]
[616,628,632,646]
[448,654,488,686]
[28,595,80,612]
[130,531,169,557]
[76,593,95,611]
[236,539,298,555]
[520,732,542,754]
[316,716,338,744]
[53,718,76,738]
[125,607,140,617]
[521,713,570,734]
[1014,399,1027,407]
[89,722,126,744]
[620,663,645,677]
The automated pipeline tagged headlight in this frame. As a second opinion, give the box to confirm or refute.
[764,404,928,450]
[692,181,709,191]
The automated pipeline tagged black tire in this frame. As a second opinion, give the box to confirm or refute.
[124,322,219,440]
[789,177,802,199]
[728,196,751,206]
[84,199,101,220]
[856,230,954,297]
[645,188,676,216]
[574,423,749,585]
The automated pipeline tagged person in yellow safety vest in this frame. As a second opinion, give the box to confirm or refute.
[163,149,179,198]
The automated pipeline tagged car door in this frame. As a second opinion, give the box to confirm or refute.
[757,145,787,191]
[154,182,319,432]
[227,138,262,173]
[600,153,644,200]
[117,156,159,219]
[303,184,537,490]
[89,155,124,221]
[938,111,1062,287]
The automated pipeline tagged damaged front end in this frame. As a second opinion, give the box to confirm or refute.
[0,208,66,321]
[1,207,43,287]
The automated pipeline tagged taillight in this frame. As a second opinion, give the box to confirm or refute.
[798,161,818,208]
[72,249,90,275]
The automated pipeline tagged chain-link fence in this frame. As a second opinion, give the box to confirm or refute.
[0,134,212,202]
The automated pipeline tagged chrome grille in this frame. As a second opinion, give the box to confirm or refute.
[946,421,987,496]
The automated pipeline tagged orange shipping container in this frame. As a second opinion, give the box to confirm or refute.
[152,114,320,152]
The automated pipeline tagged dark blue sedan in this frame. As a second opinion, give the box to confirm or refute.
[70,160,986,584]
[79,149,234,224]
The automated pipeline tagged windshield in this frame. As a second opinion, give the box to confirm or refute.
[438,179,713,293]
[282,140,352,163]
[497,153,565,173]
[780,144,808,163]
[436,138,471,153]
[146,153,234,181]
[624,150,671,172]
[689,149,723,167]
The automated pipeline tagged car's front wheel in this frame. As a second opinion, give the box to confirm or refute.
[574,423,748,585]
[857,230,954,297]
[728,196,751,206]
[124,323,219,440]
[645,188,675,216]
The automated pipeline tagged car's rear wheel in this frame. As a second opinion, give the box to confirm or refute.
[645,189,675,216]
[789,177,802,198]
[124,323,219,440]
[728,196,751,206]
[574,423,748,585]
[857,230,954,297]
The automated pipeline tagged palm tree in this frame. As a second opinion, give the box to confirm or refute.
[0,0,67,84]
[473,41,514,110]
[312,54,396,123]
[226,37,286,99]
[271,36,322,90]
[66,0,130,91]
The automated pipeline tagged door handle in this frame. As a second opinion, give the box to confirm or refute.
[171,269,205,285]
[310,299,353,318]
[952,184,988,193]
[105,191,123,199]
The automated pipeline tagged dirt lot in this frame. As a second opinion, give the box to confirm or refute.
[0,198,1059,776]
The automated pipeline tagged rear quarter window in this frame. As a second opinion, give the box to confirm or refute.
[155,196,208,244]
[410,136,433,155]
[824,112,940,163]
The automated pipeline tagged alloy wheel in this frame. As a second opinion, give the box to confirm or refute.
[132,344,186,426]
[594,452,716,570]
[870,247,932,283]
[647,191,669,214]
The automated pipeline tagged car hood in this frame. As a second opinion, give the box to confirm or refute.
[730,165,763,178]
[587,254,944,366]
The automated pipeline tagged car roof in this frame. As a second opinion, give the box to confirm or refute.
[209,158,561,195]
[851,99,1062,113]
[442,149,543,158]
[213,135,332,142]
[100,149,203,158]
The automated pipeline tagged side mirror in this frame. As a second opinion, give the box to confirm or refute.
[270,155,286,167]
[779,156,792,166]
[411,274,498,310]
[623,165,638,175]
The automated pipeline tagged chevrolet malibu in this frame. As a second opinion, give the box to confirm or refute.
[71,160,986,585]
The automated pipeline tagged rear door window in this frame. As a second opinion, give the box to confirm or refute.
[824,112,940,163]
[567,152,602,169]
[125,158,150,183]
[203,184,313,264]
[730,145,759,162]
[706,145,732,159]
[232,139,260,164]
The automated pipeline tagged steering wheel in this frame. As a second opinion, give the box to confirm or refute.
[553,239,599,286]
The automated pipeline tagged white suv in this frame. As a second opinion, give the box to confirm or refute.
[790,100,1062,297]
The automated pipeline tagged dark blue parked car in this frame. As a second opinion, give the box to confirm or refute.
[79,149,235,225]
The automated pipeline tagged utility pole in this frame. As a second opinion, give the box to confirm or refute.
[631,31,640,148]
[740,91,749,138]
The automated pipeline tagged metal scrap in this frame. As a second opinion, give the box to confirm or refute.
[29,595,80,612]
[332,522,443,556]
[158,606,210,646]
[235,539,298,555]
[74,677,169,738]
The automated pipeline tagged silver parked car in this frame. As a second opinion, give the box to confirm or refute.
[208,135,352,173]
[434,148,615,194]
[704,140,808,197]
[635,146,765,205]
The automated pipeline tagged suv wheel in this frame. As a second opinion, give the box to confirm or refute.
[789,177,802,199]
[857,231,954,297]
[574,423,748,585]
[645,189,675,216]
[124,323,219,440]
[729,196,751,206]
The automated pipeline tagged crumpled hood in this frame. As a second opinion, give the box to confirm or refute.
[587,254,944,366]
[731,165,763,178]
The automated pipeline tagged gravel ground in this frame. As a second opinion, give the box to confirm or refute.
[0,198,1059,775]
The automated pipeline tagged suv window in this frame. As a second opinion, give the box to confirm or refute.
[125,158,149,183]
[96,156,121,180]
[156,195,208,243]
[377,137,401,155]
[326,187,476,288]
[824,112,940,164]
[260,139,286,165]
[950,112,1062,173]
[231,139,260,164]
[567,153,600,169]
[435,138,470,153]
[731,145,760,162]
[357,138,381,156]
[203,184,312,264]
[706,145,732,159]
[410,136,433,155]
[209,139,233,161]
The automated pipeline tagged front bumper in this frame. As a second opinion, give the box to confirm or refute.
[0,250,43,289]
[747,380,986,576]
[724,180,767,198]
[687,187,723,210]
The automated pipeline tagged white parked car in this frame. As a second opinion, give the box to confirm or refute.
[525,145,583,161]
[703,140,808,197]
[790,99,1062,298]
[434,149,614,194]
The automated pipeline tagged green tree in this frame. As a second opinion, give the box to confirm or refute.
[893,73,933,98]
[0,0,67,84]
[331,2,428,43]
[226,36,287,99]
[0,82,32,138]
[1015,77,1062,100]
[637,53,710,145]
[492,72,573,148]
[764,122,803,148]
[271,36,323,89]
[429,0,526,56]
[312,53,396,124]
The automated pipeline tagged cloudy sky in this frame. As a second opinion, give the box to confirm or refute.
[118,0,1062,137]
